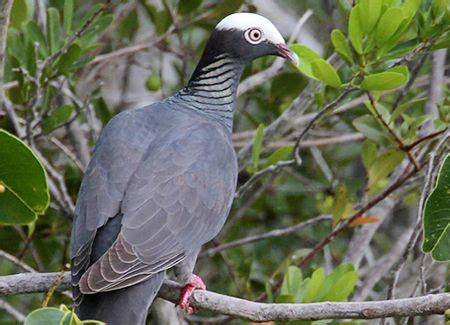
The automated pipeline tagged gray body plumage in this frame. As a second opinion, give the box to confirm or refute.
[72,102,237,322]
[71,13,293,324]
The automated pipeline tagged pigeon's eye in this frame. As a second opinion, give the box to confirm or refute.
[245,28,264,44]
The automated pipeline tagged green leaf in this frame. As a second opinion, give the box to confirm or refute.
[361,139,377,170]
[212,0,244,17]
[303,267,325,303]
[359,0,382,33]
[280,266,303,297]
[389,97,427,124]
[251,124,265,173]
[76,15,114,49]
[422,154,450,261]
[177,0,203,15]
[352,115,390,144]
[41,105,74,133]
[289,44,322,80]
[348,5,363,54]
[332,185,355,225]
[117,9,139,40]
[317,263,356,301]
[324,269,358,301]
[368,150,405,186]
[55,44,82,75]
[431,0,446,21]
[264,146,293,168]
[311,59,342,87]
[270,72,307,98]
[10,0,34,29]
[25,21,48,57]
[47,7,61,55]
[375,7,404,45]
[330,29,353,65]
[63,0,74,34]
[24,307,66,325]
[0,130,49,224]
[360,71,407,91]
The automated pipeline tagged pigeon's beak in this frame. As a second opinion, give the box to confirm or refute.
[277,43,299,66]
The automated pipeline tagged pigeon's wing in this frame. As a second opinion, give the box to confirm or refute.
[70,109,159,301]
[79,121,237,294]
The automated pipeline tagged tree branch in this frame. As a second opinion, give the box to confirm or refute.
[0,273,448,321]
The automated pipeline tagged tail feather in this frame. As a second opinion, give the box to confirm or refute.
[75,272,165,325]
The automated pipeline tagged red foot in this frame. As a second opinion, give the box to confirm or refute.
[179,274,206,314]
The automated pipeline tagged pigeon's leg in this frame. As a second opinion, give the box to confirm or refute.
[174,249,204,313]
[179,274,206,313]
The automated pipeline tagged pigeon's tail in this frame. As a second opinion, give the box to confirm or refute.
[75,272,165,325]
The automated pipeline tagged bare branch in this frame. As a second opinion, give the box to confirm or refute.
[0,298,25,322]
[203,215,332,257]
[0,273,448,321]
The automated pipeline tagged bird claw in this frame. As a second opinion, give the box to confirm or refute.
[178,274,206,314]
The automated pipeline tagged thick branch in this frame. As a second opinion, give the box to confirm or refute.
[0,273,448,321]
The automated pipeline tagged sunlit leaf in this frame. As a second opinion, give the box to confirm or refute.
[375,7,404,45]
[330,29,353,65]
[359,0,382,33]
[348,5,363,54]
[311,59,342,88]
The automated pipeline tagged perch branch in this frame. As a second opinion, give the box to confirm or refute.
[0,273,448,321]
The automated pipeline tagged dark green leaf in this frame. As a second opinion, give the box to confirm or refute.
[213,0,244,17]
[271,72,307,98]
[118,9,139,40]
[47,7,61,55]
[177,0,203,15]
[348,5,363,54]
[330,29,353,65]
[251,124,265,173]
[55,44,82,75]
[311,59,342,87]
[93,97,113,126]
[10,0,33,29]
[25,21,48,57]
[0,130,49,224]
[422,154,450,261]
[76,15,113,49]
[41,105,74,133]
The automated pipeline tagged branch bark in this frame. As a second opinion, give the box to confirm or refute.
[0,273,448,321]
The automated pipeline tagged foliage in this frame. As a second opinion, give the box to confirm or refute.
[0,130,49,224]
[422,154,450,261]
[24,305,104,325]
[0,0,448,323]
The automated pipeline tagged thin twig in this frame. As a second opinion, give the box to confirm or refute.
[202,215,332,257]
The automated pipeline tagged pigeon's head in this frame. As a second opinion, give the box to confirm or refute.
[211,13,299,66]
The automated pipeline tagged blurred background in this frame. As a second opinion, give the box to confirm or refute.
[0,0,448,324]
